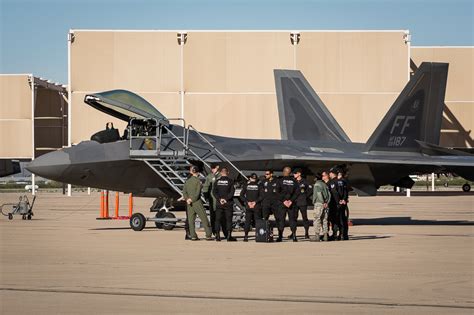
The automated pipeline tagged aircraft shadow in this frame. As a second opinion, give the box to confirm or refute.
[352,217,474,226]
[377,191,473,196]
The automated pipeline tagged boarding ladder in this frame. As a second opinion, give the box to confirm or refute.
[128,118,247,198]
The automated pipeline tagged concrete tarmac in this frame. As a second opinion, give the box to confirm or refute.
[1,191,473,314]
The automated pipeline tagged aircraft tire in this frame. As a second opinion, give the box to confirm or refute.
[155,210,166,229]
[161,212,176,231]
[462,183,471,192]
[130,213,146,231]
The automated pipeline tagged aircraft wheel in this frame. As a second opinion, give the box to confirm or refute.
[462,183,471,192]
[162,212,176,231]
[8,213,13,220]
[130,213,146,231]
[154,210,166,229]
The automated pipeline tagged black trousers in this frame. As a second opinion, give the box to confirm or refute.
[341,204,349,239]
[294,205,310,233]
[286,205,298,233]
[331,204,346,238]
[215,203,233,237]
[262,200,279,221]
[244,205,262,234]
[278,203,295,234]
[328,205,340,237]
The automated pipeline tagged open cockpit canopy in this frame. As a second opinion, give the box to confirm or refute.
[84,89,168,125]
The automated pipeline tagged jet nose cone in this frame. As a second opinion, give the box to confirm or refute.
[26,150,71,181]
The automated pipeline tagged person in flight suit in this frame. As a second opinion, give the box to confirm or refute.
[240,173,263,242]
[261,169,279,222]
[288,168,312,239]
[277,166,298,242]
[202,163,222,236]
[182,165,213,241]
[337,171,350,240]
[312,172,331,242]
[212,167,237,242]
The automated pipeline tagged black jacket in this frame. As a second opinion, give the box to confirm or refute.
[213,176,235,203]
[277,176,298,202]
[261,177,279,202]
[327,178,348,205]
[336,178,349,202]
[294,178,313,206]
[240,181,262,203]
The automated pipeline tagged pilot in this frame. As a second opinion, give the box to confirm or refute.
[313,172,331,242]
[261,170,280,235]
[240,173,263,242]
[337,171,350,240]
[277,166,298,242]
[182,165,213,241]
[202,163,222,236]
[289,168,312,240]
[212,167,237,242]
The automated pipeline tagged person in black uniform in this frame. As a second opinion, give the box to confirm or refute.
[326,170,339,240]
[288,168,312,239]
[240,173,263,242]
[277,166,298,242]
[212,167,237,242]
[261,170,279,230]
[337,171,350,240]
[327,168,348,240]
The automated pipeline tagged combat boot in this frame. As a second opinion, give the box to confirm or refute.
[276,231,283,242]
[323,233,329,242]
[227,232,237,242]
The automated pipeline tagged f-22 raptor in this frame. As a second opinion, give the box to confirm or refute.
[27,62,474,198]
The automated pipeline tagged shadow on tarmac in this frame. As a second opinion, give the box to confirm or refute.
[352,217,474,226]
[377,191,473,197]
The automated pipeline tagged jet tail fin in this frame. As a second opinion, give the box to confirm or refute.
[274,69,350,142]
[365,62,448,152]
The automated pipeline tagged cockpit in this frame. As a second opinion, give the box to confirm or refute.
[84,89,168,144]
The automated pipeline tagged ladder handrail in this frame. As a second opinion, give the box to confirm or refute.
[188,125,248,180]
[160,124,212,171]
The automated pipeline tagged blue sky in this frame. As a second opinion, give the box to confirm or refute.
[1,0,473,83]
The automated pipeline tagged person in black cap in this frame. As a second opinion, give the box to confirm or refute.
[337,170,350,240]
[276,166,298,242]
[327,167,348,240]
[288,168,312,239]
[212,167,237,242]
[240,173,263,242]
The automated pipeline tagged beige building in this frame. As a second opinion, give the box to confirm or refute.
[2,32,471,166]
[411,47,473,148]
[0,74,68,160]
[69,30,411,144]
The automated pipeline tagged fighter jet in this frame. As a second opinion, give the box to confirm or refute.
[27,62,474,198]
